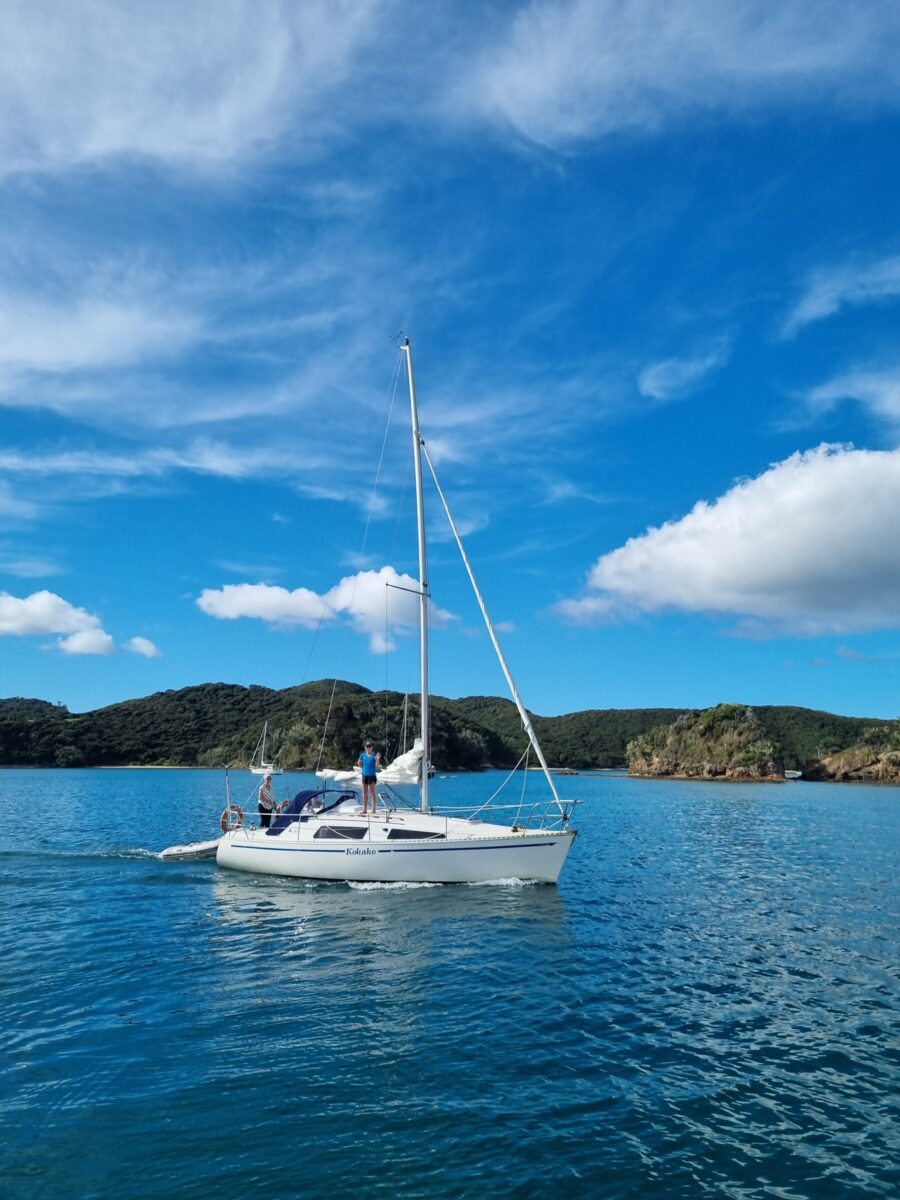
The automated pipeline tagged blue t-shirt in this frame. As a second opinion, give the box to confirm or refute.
[359,751,378,777]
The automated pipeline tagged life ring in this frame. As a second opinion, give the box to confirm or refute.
[220,804,244,834]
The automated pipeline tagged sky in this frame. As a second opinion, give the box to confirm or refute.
[3,0,900,720]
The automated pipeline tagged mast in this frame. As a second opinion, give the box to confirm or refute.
[401,338,430,812]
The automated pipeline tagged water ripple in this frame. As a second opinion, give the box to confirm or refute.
[1,770,898,1198]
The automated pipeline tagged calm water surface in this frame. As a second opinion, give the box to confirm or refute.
[1,769,898,1199]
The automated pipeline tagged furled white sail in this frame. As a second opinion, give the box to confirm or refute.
[316,737,424,787]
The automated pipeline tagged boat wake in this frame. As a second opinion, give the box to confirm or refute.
[348,876,540,891]
[348,880,443,891]
[3,846,161,862]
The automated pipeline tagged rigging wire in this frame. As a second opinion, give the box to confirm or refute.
[474,746,531,813]
[419,438,565,816]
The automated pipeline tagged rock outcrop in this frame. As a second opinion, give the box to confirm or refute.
[802,746,900,782]
[627,704,784,781]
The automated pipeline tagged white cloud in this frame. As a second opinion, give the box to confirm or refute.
[804,367,900,428]
[0,296,201,376]
[457,0,900,146]
[197,566,454,652]
[0,590,98,635]
[124,636,162,658]
[0,589,116,653]
[3,0,900,186]
[638,338,731,402]
[0,481,39,520]
[0,0,380,177]
[58,629,116,656]
[783,252,900,336]
[0,242,400,438]
[553,444,900,636]
[197,582,327,627]
[0,442,297,480]
[0,552,61,578]
[836,645,888,664]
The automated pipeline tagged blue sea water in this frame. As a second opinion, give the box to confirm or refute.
[1,768,898,1200]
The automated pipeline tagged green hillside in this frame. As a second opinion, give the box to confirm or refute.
[0,681,889,770]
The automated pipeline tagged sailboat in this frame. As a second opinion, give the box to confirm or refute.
[216,340,577,884]
[248,720,283,776]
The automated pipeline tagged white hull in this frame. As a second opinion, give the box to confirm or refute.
[216,822,576,884]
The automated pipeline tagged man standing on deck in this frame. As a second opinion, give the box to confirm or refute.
[258,773,276,829]
[357,741,381,816]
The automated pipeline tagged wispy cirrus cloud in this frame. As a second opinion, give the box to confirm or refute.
[0,256,369,430]
[836,644,892,664]
[0,481,39,521]
[0,550,63,578]
[0,295,201,378]
[782,252,900,336]
[0,0,382,178]
[197,566,454,653]
[802,366,900,430]
[7,0,899,185]
[638,337,732,402]
[0,443,311,501]
[554,443,900,637]
[456,0,900,146]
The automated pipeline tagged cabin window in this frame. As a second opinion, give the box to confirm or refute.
[386,829,445,841]
[314,826,368,840]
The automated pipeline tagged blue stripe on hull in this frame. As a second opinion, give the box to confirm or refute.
[228,840,558,854]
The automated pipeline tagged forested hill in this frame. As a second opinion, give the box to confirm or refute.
[0,681,886,771]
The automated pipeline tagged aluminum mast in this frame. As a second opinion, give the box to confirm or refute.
[401,339,430,812]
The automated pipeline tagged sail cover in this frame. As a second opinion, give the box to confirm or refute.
[316,738,424,787]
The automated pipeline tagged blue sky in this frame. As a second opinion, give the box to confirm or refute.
[3,0,900,719]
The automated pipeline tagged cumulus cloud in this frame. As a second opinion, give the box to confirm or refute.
[197,566,454,651]
[553,444,900,636]
[197,581,326,627]
[0,589,116,653]
[124,636,162,658]
[458,0,900,145]
[783,252,900,336]
[638,338,731,402]
[58,629,116,656]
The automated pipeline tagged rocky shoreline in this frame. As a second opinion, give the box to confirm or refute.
[627,704,785,781]
[801,747,900,783]
[627,704,900,784]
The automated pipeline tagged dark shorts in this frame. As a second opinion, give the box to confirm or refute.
[362,775,377,784]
